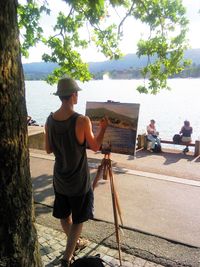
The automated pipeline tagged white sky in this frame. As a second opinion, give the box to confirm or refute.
[21,0,200,63]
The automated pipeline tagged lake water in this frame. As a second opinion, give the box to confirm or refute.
[25,79,200,142]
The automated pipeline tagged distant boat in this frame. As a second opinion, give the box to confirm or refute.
[103,73,110,80]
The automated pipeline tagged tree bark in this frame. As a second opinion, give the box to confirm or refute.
[0,0,42,266]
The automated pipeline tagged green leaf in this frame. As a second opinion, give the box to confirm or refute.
[18,0,191,93]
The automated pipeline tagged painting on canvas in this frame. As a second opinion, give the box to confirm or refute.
[85,101,140,155]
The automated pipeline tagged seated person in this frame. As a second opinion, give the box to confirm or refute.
[27,115,32,125]
[146,119,161,151]
[27,115,38,126]
[180,120,193,153]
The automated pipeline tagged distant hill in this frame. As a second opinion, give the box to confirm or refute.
[88,48,200,73]
[23,62,58,80]
[184,48,200,65]
[88,54,151,73]
[23,48,200,80]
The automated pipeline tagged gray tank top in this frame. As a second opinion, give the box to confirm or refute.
[46,112,90,196]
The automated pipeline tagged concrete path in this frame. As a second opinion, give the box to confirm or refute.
[30,150,200,248]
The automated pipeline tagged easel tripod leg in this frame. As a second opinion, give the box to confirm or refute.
[108,168,124,226]
[93,154,123,265]
[103,161,108,180]
[109,168,122,265]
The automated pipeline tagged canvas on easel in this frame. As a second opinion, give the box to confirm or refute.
[86,101,140,156]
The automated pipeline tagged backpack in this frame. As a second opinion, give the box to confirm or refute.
[71,254,113,267]
[152,143,162,153]
[173,134,182,144]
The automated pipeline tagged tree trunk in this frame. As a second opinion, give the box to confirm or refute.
[0,0,42,266]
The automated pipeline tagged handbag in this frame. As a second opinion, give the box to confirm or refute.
[71,254,114,267]
[173,134,182,144]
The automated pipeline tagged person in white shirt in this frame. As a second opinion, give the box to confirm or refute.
[146,119,161,151]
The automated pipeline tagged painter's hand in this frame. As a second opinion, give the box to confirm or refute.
[99,116,108,130]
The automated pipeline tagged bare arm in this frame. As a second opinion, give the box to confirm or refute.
[147,125,151,134]
[76,116,108,152]
[44,124,53,154]
[179,126,183,134]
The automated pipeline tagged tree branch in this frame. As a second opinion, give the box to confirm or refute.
[118,1,136,37]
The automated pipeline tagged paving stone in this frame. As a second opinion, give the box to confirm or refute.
[98,252,106,259]
[47,239,59,246]
[51,251,61,258]
[96,244,110,254]
[42,241,52,248]
[43,234,52,241]
[36,223,164,267]
[87,249,100,256]
[43,246,55,254]
[106,248,119,257]
[46,253,56,260]
[80,246,93,254]
[40,248,48,256]
[110,257,120,266]
[41,255,50,262]
[38,237,47,244]
[102,254,114,262]
[121,261,134,267]
[50,243,64,251]
[76,251,86,258]
[88,242,99,249]
[59,240,66,246]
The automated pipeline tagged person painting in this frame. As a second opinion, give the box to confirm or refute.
[44,77,108,267]
[146,119,161,152]
[180,120,193,153]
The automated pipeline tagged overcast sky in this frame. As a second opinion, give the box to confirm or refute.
[22,0,200,63]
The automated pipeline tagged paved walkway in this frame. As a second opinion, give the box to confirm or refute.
[30,149,200,247]
[30,148,200,266]
[36,223,164,267]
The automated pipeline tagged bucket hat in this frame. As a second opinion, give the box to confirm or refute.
[54,78,82,96]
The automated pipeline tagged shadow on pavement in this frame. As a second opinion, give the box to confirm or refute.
[130,149,194,165]
[162,152,193,165]
[32,174,54,206]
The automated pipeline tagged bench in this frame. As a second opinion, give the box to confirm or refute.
[160,139,195,147]
[137,134,200,158]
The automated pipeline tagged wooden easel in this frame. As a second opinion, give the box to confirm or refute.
[93,151,123,266]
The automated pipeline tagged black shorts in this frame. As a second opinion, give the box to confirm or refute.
[53,188,94,224]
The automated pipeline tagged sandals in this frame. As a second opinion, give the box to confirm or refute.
[60,238,89,266]
[60,259,70,267]
[60,254,76,267]
[75,238,90,251]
